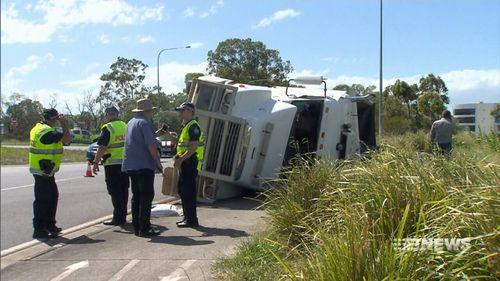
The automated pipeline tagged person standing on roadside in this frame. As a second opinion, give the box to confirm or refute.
[122,98,163,237]
[92,106,130,226]
[430,109,454,154]
[173,102,204,228]
[29,108,71,239]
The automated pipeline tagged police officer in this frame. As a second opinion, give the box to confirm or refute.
[173,102,204,228]
[92,106,130,225]
[29,108,71,239]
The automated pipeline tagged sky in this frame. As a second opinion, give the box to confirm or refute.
[1,0,499,112]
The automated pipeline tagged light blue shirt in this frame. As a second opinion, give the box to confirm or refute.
[122,113,157,172]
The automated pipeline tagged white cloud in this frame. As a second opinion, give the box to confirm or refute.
[59,58,69,66]
[1,1,164,44]
[291,68,330,79]
[188,42,204,49]
[144,61,207,94]
[99,34,110,44]
[322,57,340,63]
[62,73,102,92]
[255,8,301,28]
[200,0,224,18]
[2,53,54,91]
[2,60,208,112]
[183,7,195,18]
[292,68,499,106]
[138,35,155,44]
[84,62,101,74]
[120,36,131,42]
[440,69,499,92]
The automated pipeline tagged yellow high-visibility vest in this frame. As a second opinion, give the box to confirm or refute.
[101,120,126,166]
[29,123,63,176]
[176,119,204,171]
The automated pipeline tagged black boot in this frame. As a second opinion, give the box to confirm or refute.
[33,229,58,239]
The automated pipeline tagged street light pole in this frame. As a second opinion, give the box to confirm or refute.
[378,0,383,137]
[156,46,191,95]
[155,46,191,126]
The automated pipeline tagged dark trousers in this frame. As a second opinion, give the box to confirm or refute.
[33,175,59,230]
[178,157,198,223]
[128,169,155,232]
[437,142,452,152]
[104,165,130,223]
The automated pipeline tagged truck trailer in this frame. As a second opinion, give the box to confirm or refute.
[181,75,376,201]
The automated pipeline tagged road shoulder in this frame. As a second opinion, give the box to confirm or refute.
[1,197,265,281]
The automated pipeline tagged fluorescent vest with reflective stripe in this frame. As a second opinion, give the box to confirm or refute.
[176,119,204,171]
[29,123,63,176]
[101,120,126,166]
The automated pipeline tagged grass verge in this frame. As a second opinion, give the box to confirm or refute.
[1,147,86,165]
[213,132,500,280]
[0,138,29,145]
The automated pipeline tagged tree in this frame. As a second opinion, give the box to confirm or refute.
[383,95,411,134]
[184,72,205,94]
[185,72,205,82]
[5,93,44,138]
[333,84,376,96]
[48,93,58,108]
[417,91,445,122]
[391,80,418,116]
[147,91,187,131]
[490,104,500,118]
[99,57,152,107]
[419,74,449,104]
[82,90,104,131]
[207,38,293,86]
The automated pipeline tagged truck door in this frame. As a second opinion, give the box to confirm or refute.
[283,99,324,164]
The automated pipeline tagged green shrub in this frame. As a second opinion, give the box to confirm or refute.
[215,133,500,280]
[213,234,286,281]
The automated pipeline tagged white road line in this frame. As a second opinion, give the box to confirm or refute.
[159,260,197,281]
[50,260,89,281]
[108,259,140,281]
[1,176,101,191]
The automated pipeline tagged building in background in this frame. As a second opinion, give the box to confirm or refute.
[453,103,500,135]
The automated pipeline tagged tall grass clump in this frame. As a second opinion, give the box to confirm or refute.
[214,132,500,280]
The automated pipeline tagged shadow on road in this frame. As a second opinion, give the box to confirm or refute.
[113,223,169,235]
[147,235,214,246]
[199,191,266,211]
[35,235,105,246]
[197,226,248,238]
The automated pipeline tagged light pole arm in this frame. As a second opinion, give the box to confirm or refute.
[156,46,191,95]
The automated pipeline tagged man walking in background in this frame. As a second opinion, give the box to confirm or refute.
[29,108,71,239]
[93,106,129,226]
[430,109,454,154]
[122,98,163,237]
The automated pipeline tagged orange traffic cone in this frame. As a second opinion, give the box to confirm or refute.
[84,161,94,177]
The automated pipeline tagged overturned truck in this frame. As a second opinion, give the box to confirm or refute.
[183,75,376,201]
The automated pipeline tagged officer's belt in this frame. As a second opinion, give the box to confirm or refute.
[177,141,205,147]
[107,142,124,149]
[104,159,123,165]
[29,167,59,176]
[29,148,64,155]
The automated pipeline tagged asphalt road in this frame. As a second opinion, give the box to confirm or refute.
[1,159,173,251]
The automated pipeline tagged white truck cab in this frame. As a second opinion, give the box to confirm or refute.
[185,75,376,201]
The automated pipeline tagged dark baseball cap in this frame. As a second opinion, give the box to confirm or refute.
[175,102,195,112]
[43,108,59,120]
[105,106,119,115]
